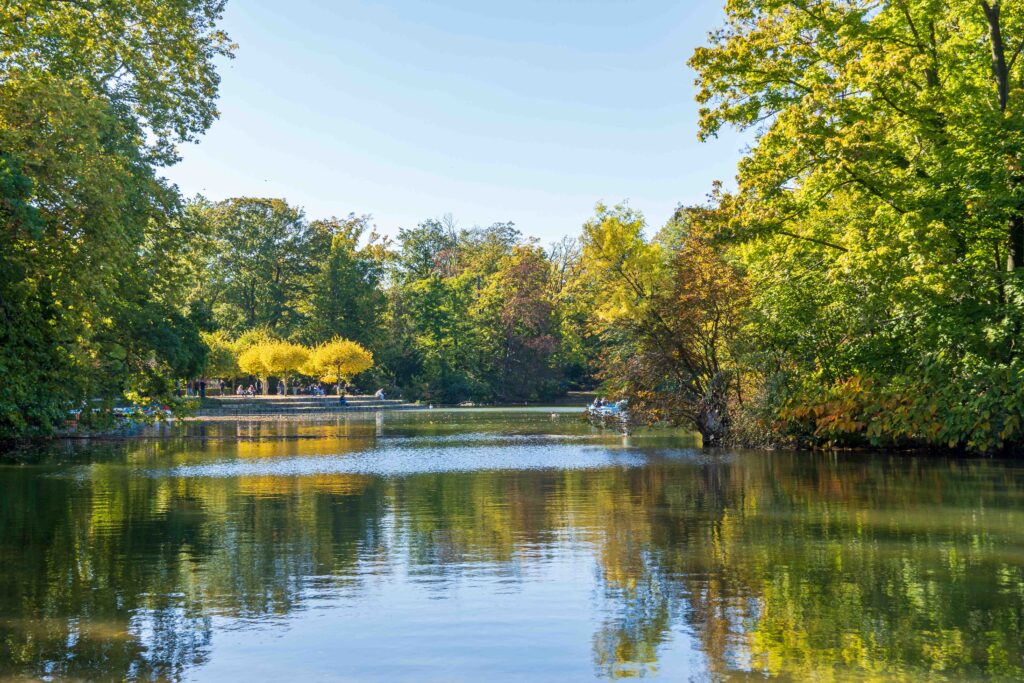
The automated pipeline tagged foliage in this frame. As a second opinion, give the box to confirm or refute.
[195,198,315,334]
[306,339,374,387]
[233,327,278,351]
[471,246,561,400]
[581,203,749,444]
[234,339,309,393]
[236,346,269,388]
[378,219,554,402]
[259,341,310,393]
[0,0,233,437]
[201,331,239,379]
[686,0,1024,452]
[782,360,1024,453]
[548,236,600,390]
[2,0,235,164]
[298,215,386,347]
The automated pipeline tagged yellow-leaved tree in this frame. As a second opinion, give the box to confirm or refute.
[237,345,269,394]
[306,338,374,394]
[236,341,310,395]
[261,341,310,395]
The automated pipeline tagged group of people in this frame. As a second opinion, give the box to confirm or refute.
[269,383,328,395]
[176,379,227,398]
[194,381,390,400]
[230,382,351,396]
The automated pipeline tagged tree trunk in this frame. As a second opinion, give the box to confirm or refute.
[1009,212,1024,271]
[982,1,1009,111]
[980,2,1024,271]
[696,372,733,446]
[696,406,729,447]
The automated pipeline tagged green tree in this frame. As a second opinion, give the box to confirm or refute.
[690,0,1024,451]
[0,0,233,436]
[472,246,561,400]
[382,219,479,401]
[298,215,386,347]
[2,0,234,164]
[200,198,315,336]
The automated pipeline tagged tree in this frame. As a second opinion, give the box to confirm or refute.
[2,1,234,165]
[199,198,316,336]
[582,203,748,444]
[382,219,480,401]
[0,0,233,437]
[306,339,374,392]
[237,346,268,391]
[298,215,385,346]
[235,340,309,395]
[689,0,1024,451]
[234,327,277,351]
[548,236,601,391]
[260,342,310,395]
[472,246,561,400]
[201,331,239,389]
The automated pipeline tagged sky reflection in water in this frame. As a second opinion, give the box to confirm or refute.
[1,408,1023,681]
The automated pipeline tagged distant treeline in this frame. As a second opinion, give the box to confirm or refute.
[4,1,1024,453]
[179,201,597,405]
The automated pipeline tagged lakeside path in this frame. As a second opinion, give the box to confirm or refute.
[190,394,417,419]
[187,392,595,420]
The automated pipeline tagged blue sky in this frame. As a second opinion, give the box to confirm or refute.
[163,0,748,243]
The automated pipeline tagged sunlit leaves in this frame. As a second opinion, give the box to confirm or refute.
[691,0,1024,452]
[306,338,374,386]
[200,330,239,379]
[581,202,749,443]
[1,0,236,164]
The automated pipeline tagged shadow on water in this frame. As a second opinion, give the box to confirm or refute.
[1,409,1023,681]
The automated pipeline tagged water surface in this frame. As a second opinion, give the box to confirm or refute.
[2,409,1023,681]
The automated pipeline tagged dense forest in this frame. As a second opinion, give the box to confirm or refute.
[3,0,1024,453]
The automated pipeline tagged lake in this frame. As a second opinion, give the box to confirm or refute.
[1,408,1023,681]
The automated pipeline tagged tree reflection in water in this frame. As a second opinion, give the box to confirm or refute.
[1,412,1022,680]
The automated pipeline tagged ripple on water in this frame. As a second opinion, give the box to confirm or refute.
[161,444,657,478]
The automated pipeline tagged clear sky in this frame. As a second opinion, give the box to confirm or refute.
[163,0,748,243]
